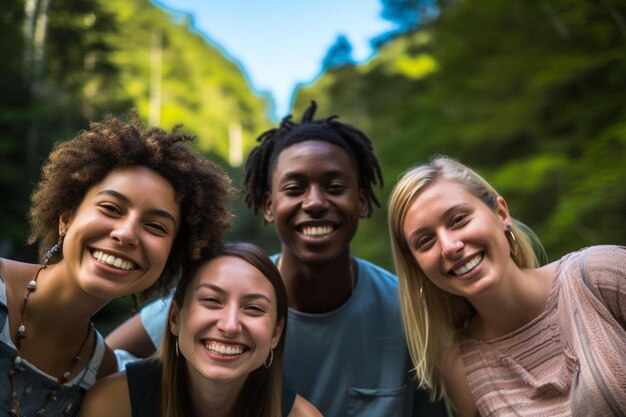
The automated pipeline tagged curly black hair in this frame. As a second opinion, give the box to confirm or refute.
[243,101,383,217]
[29,112,234,300]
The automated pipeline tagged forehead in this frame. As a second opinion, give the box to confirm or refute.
[272,140,357,180]
[95,166,169,187]
[191,255,275,296]
[402,179,476,232]
[84,166,180,218]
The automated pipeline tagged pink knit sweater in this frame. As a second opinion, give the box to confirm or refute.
[459,245,626,417]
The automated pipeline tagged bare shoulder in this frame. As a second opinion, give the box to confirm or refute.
[288,394,324,417]
[0,258,37,282]
[439,341,477,417]
[79,371,131,417]
[0,258,40,302]
[96,344,119,378]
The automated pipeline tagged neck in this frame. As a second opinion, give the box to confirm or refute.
[467,263,555,340]
[24,262,106,332]
[278,250,355,313]
[187,371,246,417]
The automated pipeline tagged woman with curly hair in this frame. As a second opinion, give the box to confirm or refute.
[0,113,233,416]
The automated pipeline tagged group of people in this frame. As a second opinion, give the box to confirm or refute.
[0,104,623,417]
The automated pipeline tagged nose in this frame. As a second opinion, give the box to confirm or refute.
[302,185,328,213]
[110,216,139,247]
[440,231,463,259]
[217,304,242,336]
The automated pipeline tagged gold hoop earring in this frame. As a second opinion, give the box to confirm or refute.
[505,224,519,257]
[264,349,274,368]
[175,338,180,357]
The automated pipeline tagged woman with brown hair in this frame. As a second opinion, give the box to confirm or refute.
[80,243,321,417]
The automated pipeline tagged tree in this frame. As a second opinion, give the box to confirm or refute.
[321,35,356,71]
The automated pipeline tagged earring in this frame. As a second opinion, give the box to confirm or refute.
[264,349,274,369]
[43,233,65,266]
[175,338,180,357]
[505,224,519,257]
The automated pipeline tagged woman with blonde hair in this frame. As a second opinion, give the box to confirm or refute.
[80,242,321,417]
[388,156,626,416]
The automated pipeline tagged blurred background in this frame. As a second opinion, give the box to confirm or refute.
[1,0,625,332]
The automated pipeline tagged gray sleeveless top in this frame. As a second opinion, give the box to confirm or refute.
[0,276,105,416]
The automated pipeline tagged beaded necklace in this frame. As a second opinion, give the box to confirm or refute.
[9,265,94,416]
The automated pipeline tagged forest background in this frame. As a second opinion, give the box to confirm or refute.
[1,0,625,331]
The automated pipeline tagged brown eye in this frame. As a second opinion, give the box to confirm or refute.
[326,183,346,194]
[450,213,469,227]
[200,296,222,308]
[283,184,304,196]
[415,235,434,251]
[244,305,266,315]
[99,203,121,215]
[145,222,168,235]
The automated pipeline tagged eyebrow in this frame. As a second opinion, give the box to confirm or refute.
[406,204,466,242]
[279,170,349,181]
[196,283,272,303]
[96,190,177,225]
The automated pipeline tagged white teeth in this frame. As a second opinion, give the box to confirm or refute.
[302,226,333,236]
[453,254,482,275]
[205,342,244,356]
[92,250,135,271]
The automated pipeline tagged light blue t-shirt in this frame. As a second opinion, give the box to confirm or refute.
[280,257,417,417]
[116,257,442,417]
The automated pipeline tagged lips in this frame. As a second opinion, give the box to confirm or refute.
[449,252,483,276]
[92,250,137,271]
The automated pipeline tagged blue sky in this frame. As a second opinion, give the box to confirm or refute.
[154,0,394,119]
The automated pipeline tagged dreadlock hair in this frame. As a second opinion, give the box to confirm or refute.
[243,101,383,217]
[28,111,234,302]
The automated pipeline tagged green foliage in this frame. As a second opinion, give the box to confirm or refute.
[102,0,271,157]
[294,0,626,269]
[0,0,271,262]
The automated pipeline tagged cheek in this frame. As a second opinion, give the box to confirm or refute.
[414,252,441,278]
[149,237,175,265]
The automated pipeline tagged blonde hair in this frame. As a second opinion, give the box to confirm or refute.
[388,156,545,400]
[160,243,287,417]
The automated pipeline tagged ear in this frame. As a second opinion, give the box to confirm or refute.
[168,301,181,337]
[270,318,285,349]
[59,211,72,236]
[263,192,274,224]
[495,196,512,227]
[357,189,369,219]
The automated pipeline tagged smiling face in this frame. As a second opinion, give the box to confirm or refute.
[263,140,368,266]
[59,166,180,300]
[401,178,514,299]
[169,255,283,387]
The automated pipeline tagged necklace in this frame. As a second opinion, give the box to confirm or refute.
[276,257,357,291]
[10,265,94,416]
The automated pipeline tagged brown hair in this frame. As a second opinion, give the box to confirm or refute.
[28,112,233,300]
[160,242,288,417]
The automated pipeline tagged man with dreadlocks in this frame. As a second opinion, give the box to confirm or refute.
[106,102,445,416]
[241,101,445,417]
